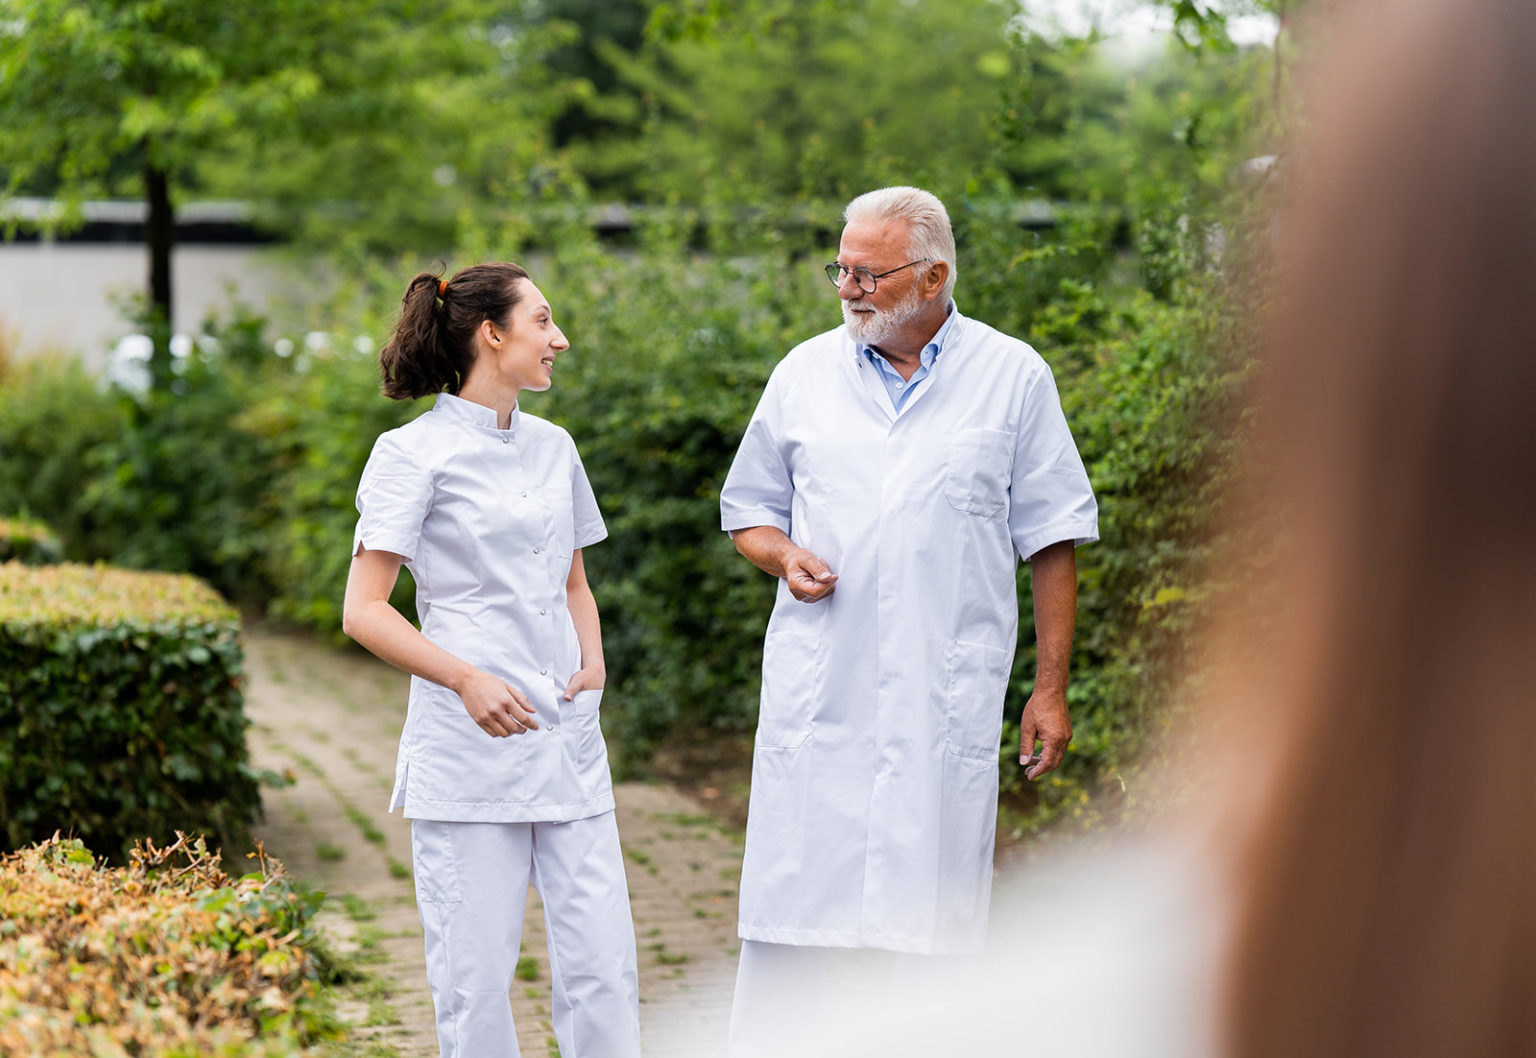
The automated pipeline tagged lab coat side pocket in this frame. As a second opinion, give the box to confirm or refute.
[565,688,612,799]
[756,624,823,750]
[410,819,463,904]
[943,428,1013,519]
[941,638,1012,760]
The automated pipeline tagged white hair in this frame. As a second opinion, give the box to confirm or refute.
[843,186,957,302]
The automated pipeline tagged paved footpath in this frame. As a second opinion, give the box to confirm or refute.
[243,625,742,1057]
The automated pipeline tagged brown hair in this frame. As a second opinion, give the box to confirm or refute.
[377,262,530,400]
[1220,0,1536,1055]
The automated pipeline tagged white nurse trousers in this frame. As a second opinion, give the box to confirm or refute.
[410,812,641,1058]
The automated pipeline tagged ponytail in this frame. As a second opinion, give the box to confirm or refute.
[378,262,531,400]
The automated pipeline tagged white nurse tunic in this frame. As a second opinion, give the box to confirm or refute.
[719,309,1099,955]
[353,392,614,824]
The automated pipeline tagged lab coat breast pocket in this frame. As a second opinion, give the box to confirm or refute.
[757,624,823,750]
[943,428,1013,519]
[941,638,1012,760]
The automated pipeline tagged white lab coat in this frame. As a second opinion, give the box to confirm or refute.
[353,392,614,823]
[719,309,1098,954]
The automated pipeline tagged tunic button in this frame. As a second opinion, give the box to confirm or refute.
[521,491,529,498]
[539,608,547,615]
[539,668,548,675]
[501,436,510,444]
[533,547,540,554]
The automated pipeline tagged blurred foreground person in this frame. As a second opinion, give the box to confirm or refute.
[712,0,1534,1054]
[1219,0,1536,1053]
[342,264,641,1057]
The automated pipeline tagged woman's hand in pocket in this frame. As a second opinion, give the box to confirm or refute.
[563,664,606,700]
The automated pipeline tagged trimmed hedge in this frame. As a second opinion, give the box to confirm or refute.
[0,833,338,1056]
[0,562,259,861]
[0,517,62,565]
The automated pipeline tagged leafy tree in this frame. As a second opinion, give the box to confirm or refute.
[0,0,570,386]
[573,0,1017,229]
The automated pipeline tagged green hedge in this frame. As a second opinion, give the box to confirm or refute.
[0,516,62,565]
[0,562,259,862]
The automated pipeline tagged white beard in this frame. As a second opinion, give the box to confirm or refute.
[842,283,926,346]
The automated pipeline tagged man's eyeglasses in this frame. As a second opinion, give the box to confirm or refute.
[823,259,929,294]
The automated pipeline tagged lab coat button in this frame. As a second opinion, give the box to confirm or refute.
[539,608,547,615]
[501,436,510,444]
[540,668,548,675]
[533,547,541,554]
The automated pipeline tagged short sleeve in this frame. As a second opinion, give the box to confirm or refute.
[1008,366,1099,561]
[720,375,793,534]
[353,431,434,561]
[570,441,607,550]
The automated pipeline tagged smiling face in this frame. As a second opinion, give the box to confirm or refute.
[482,279,569,395]
[835,219,931,346]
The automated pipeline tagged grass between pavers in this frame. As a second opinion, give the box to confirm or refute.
[271,738,412,882]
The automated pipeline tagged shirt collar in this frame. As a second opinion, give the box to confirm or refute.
[433,391,519,434]
[856,300,958,369]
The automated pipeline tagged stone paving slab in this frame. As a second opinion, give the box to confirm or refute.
[243,625,741,1057]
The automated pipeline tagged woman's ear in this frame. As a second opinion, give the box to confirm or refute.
[480,318,502,347]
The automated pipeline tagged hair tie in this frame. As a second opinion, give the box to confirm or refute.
[438,279,448,298]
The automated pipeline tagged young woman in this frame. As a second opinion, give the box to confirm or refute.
[341,262,641,1057]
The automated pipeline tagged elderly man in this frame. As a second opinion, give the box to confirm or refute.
[719,186,1098,1049]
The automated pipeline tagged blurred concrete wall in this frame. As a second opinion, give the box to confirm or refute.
[0,201,297,371]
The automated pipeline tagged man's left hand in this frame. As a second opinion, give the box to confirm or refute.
[1019,689,1071,780]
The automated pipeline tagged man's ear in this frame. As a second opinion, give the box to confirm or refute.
[922,261,950,302]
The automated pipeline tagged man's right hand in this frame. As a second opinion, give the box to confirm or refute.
[785,547,838,603]
[730,527,838,603]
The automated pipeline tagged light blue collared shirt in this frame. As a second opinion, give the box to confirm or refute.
[859,303,957,412]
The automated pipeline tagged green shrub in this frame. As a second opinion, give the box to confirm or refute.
[994,278,1252,834]
[0,562,259,861]
[0,516,62,564]
[0,833,339,1056]
[532,238,830,763]
[0,314,294,605]
[78,314,295,605]
[258,340,424,635]
[0,355,127,560]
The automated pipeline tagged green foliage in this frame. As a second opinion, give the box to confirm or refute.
[530,234,834,760]
[998,280,1253,832]
[0,516,62,565]
[0,1,1280,839]
[0,833,339,1056]
[0,562,259,862]
[256,333,425,634]
[0,356,127,559]
[79,332,290,604]
[571,0,1017,222]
